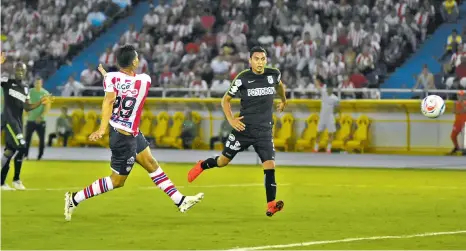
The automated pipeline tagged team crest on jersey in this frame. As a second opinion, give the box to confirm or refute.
[127,156,135,165]
[267,76,274,84]
[116,80,138,96]
[228,133,235,141]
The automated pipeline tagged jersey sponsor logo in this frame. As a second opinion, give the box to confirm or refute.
[247,87,276,97]
[8,89,27,102]
[248,80,255,83]
[112,118,133,128]
[267,75,274,84]
[116,80,138,96]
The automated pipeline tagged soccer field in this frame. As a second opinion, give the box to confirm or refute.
[1,161,466,250]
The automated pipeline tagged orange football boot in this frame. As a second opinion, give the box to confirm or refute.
[188,161,204,183]
[266,200,284,217]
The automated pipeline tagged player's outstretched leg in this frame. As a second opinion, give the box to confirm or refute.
[263,160,284,217]
[188,155,231,183]
[1,149,15,190]
[64,173,122,221]
[137,147,204,213]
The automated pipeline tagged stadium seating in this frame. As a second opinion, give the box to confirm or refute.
[273,113,294,152]
[140,110,155,137]
[190,111,208,149]
[72,110,99,146]
[331,115,354,150]
[346,115,371,153]
[295,114,319,151]
[153,111,170,144]
[159,111,184,149]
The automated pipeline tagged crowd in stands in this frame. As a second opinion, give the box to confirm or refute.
[0,0,139,87]
[1,0,464,99]
[75,0,462,99]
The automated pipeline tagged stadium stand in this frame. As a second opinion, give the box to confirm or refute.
[58,0,462,99]
[0,0,141,85]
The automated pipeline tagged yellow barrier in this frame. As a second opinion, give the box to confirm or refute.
[30,98,458,155]
[50,97,454,112]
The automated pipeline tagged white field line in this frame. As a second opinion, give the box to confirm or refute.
[227,230,466,250]
[3,183,290,191]
[2,183,465,191]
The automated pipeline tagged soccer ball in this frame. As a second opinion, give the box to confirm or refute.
[421,95,445,118]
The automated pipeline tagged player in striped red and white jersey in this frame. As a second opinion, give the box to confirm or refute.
[64,45,203,221]
[103,70,151,135]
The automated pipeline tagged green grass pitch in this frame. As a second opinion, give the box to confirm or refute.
[1,161,466,250]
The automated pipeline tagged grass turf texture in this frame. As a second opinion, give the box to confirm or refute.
[1,161,466,250]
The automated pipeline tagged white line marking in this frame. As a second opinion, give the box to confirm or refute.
[7,183,291,192]
[6,183,465,192]
[227,230,466,250]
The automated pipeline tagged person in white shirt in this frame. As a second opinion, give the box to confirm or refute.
[188,75,208,98]
[99,47,116,67]
[210,74,231,97]
[384,9,400,31]
[210,53,231,75]
[313,76,339,153]
[301,16,323,41]
[61,76,85,97]
[257,29,274,47]
[49,33,68,59]
[80,64,101,87]
[143,8,159,28]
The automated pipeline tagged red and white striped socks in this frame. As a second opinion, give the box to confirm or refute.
[74,177,114,204]
[149,167,183,205]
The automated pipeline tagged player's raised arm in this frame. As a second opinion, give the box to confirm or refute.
[90,74,116,141]
[222,77,245,131]
[97,64,108,77]
[24,94,54,111]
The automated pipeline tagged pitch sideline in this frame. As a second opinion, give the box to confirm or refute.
[227,230,466,250]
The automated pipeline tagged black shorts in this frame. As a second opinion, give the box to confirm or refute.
[222,127,275,163]
[3,122,25,151]
[109,128,150,175]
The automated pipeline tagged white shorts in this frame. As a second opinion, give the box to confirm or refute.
[317,119,336,133]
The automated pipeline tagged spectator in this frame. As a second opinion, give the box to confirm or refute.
[210,116,232,150]
[99,47,116,67]
[143,7,159,28]
[87,6,107,27]
[210,73,230,97]
[80,64,101,87]
[189,75,208,98]
[61,75,85,96]
[48,107,73,147]
[112,0,131,9]
[180,111,198,149]
[456,57,466,89]
[413,64,435,96]
[441,0,459,22]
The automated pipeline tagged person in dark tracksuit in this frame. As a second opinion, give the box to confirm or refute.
[0,54,53,190]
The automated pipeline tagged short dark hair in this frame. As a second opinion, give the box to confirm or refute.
[249,46,267,58]
[116,44,137,68]
[315,75,325,85]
